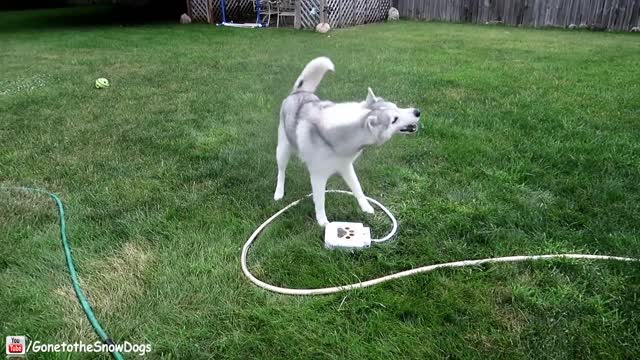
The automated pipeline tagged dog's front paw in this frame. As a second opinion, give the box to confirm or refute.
[317,217,330,227]
[273,189,284,201]
[360,201,375,214]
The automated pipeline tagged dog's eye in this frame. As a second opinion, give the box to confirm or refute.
[392,116,399,124]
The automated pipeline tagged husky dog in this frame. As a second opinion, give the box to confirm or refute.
[274,57,421,226]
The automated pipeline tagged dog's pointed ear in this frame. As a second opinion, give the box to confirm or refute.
[366,87,377,106]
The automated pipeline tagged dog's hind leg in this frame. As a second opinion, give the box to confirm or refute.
[339,164,375,214]
[310,170,330,227]
[274,124,291,201]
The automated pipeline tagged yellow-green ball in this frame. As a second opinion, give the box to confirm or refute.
[95,78,109,89]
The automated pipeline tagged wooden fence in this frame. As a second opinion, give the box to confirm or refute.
[188,0,391,28]
[296,0,391,29]
[393,0,640,31]
[188,0,255,23]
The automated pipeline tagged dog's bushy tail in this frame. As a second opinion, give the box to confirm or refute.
[291,57,335,94]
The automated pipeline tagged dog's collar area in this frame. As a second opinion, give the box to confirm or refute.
[291,90,315,95]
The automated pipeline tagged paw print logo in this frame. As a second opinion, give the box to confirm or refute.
[337,226,356,240]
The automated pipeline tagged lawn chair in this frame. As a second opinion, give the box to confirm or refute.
[252,0,278,26]
[276,0,296,28]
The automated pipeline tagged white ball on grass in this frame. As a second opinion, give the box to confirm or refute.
[316,22,330,33]
[180,14,191,24]
[388,7,399,21]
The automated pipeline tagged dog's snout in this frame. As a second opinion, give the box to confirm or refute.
[413,109,421,118]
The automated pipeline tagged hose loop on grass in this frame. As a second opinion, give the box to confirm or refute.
[241,190,639,296]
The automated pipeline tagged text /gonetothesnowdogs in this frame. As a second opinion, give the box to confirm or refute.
[274,57,421,227]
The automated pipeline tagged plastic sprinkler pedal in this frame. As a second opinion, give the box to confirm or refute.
[324,222,371,250]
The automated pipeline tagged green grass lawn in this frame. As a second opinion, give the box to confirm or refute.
[1,7,639,359]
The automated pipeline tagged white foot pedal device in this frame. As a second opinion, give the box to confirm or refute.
[324,222,371,250]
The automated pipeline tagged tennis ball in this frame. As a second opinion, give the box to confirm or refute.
[95,78,110,89]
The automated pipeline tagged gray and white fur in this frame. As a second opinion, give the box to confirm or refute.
[274,57,421,226]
